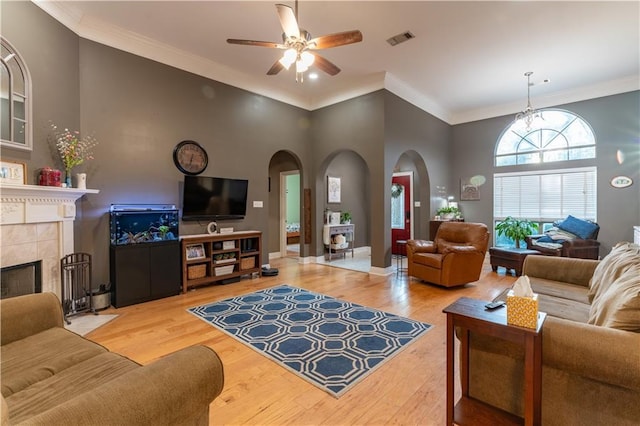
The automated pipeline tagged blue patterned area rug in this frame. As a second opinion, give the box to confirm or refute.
[188,284,432,397]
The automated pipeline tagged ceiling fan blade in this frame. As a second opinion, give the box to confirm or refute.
[309,30,363,50]
[267,60,285,76]
[313,53,341,76]
[276,4,300,39]
[227,39,286,49]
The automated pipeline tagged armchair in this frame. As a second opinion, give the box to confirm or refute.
[406,222,489,287]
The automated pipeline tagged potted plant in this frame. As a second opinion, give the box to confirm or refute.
[495,216,539,248]
[436,206,460,220]
[341,211,352,224]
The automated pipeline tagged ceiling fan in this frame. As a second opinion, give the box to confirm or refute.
[227,0,363,82]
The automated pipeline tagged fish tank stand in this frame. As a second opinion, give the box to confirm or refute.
[109,204,181,308]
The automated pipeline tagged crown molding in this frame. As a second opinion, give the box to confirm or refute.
[451,75,640,125]
[384,73,451,123]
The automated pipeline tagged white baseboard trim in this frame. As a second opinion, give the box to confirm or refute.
[369,266,395,276]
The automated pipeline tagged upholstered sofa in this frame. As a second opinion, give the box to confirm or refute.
[1,292,224,425]
[466,243,640,425]
[406,222,489,287]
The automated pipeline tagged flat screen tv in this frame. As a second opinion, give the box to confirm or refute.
[182,175,249,221]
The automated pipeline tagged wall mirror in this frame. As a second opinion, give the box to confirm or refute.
[1,36,32,151]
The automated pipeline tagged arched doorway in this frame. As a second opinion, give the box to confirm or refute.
[391,151,430,257]
[268,151,303,261]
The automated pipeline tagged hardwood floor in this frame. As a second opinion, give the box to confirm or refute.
[88,257,517,425]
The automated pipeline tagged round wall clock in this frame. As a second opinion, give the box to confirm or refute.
[173,140,208,175]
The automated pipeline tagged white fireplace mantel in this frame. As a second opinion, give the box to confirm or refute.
[1,184,99,225]
[1,183,99,201]
[1,183,99,298]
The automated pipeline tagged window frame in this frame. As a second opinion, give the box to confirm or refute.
[493,166,597,247]
[495,109,595,167]
[1,36,33,152]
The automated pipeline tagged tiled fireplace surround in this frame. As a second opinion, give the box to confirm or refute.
[1,185,98,299]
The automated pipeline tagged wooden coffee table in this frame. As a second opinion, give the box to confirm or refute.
[489,247,541,276]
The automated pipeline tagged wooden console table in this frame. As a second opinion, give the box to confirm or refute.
[443,297,546,426]
[323,224,355,261]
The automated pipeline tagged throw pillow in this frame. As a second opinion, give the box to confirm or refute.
[557,215,599,240]
[588,264,640,332]
[589,242,640,304]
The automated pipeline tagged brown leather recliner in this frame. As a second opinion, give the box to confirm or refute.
[406,222,490,287]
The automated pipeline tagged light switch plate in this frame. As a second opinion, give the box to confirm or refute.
[253,201,263,208]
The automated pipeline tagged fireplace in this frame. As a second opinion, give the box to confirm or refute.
[1,184,98,299]
[1,260,42,299]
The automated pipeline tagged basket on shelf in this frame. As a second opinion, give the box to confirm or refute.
[214,265,235,276]
[187,264,207,280]
[241,257,256,270]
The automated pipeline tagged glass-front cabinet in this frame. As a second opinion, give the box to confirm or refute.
[110,204,179,245]
[109,204,180,307]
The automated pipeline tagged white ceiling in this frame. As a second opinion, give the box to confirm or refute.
[34,0,640,124]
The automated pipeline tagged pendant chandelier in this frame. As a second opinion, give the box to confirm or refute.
[515,71,541,131]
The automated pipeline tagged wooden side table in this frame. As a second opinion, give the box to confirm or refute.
[443,297,546,426]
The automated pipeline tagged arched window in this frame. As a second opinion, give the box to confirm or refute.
[493,110,597,247]
[495,110,595,166]
[1,36,32,151]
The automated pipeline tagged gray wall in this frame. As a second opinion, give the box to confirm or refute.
[384,91,452,243]
[452,91,640,255]
[310,91,385,265]
[77,39,312,283]
[1,1,80,180]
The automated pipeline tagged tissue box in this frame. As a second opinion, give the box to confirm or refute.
[506,290,539,329]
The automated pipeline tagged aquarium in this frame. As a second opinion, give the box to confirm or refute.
[110,204,179,246]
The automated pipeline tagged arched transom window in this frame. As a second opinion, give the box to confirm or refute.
[1,36,32,151]
[495,110,595,167]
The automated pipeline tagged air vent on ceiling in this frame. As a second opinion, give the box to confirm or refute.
[386,31,415,46]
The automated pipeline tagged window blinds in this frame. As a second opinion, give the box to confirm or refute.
[494,167,597,222]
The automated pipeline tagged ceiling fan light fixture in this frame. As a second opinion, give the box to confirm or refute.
[228,1,362,82]
[279,48,297,69]
[295,59,309,73]
[300,51,314,67]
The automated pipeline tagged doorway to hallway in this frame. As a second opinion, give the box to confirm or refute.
[392,171,413,255]
[280,171,300,258]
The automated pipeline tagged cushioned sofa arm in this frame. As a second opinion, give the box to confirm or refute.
[20,345,225,426]
[543,317,640,391]
[1,293,63,345]
[523,255,598,287]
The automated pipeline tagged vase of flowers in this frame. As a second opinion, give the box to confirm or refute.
[51,123,98,188]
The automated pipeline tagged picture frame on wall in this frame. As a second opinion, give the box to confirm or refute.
[460,177,480,201]
[0,161,27,185]
[185,243,206,260]
[327,176,341,203]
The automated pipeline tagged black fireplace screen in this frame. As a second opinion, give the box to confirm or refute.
[1,260,42,299]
